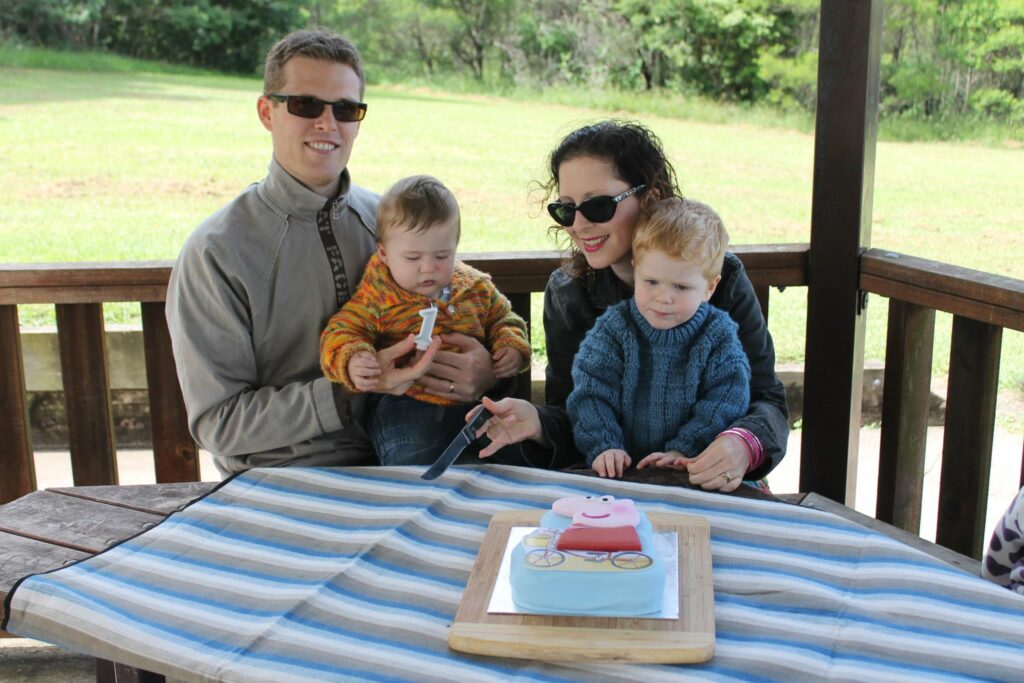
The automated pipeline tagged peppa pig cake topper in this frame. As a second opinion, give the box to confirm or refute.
[551,495,640,528]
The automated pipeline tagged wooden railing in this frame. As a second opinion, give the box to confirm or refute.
[860,249,1024,558]
[2,244,1022,560]
[0,245,807,504]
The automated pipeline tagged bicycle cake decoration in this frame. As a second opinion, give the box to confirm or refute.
[509,495,668,616]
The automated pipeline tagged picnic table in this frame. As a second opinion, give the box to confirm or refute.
[2,465,1023,682]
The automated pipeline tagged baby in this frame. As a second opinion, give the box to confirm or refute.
[320,175,530,465]
[567,197,751,478]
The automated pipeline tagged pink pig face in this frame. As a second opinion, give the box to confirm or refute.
[551,495,639,528]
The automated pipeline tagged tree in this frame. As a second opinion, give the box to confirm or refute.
[427,0,518,80]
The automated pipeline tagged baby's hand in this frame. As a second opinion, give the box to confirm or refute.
[347,350,381,391]
[636,450,688,470]
[592,449,631,479]
[491,347,524,379]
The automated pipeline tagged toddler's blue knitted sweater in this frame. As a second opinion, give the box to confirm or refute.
[567,299,751,464]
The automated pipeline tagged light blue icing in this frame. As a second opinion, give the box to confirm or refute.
[510,510,665,617]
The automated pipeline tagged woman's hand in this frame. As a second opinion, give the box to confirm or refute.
[470,396,543,458]
[373,334,441,395]
[420,333,498,402]
[685,435,748,492]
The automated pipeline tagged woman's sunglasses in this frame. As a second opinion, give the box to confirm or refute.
[267,94,368,122]
[547,184,646,227]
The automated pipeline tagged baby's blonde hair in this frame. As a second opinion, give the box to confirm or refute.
[632,197,729,280]
[376,175,461,244]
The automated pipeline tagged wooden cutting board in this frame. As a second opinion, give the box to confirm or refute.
[449,510,714,663]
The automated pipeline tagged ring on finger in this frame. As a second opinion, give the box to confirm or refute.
[448,382,455,394]
[721,472,733,484]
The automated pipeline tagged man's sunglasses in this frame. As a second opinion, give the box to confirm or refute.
[266,94,367,122]
[547,184,646,228]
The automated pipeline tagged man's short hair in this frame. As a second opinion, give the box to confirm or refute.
[376,175,461,244]
[263,29,365,98]
[632,197,729,280]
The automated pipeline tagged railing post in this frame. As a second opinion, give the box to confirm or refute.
[507,292,533,401]
[141,302,199,482]
[876,300,935,532]
[936,316,1001,559]
[56,303,118,485]
[753,284,770,323]
[0,304,35,503]
[800,0,883,504]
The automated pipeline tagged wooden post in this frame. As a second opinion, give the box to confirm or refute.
[0,305,35,503]
[800,0,883,504]
[141,302,199,483]
[876,300,935,532]
[753,284,770,323]
[56,303,118,486]
[936,316,1001,559]
[507,292,533,401]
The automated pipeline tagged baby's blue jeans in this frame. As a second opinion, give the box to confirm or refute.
[369,394,527,467]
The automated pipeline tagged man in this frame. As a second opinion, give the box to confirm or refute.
[166,29,497,475]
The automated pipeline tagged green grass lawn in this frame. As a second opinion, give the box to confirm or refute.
[1,64,1021,423]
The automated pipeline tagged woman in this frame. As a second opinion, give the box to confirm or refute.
[478,121,789,491]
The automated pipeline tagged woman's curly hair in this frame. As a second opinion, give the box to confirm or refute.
[538,120,681,277]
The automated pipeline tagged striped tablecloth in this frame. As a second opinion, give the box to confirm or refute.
[5,466,1024,682]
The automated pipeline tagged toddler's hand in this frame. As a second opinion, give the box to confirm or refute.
[491,347,523,379]
[347,350,381,391]
[636,450,688,470]
[592,449,631,479]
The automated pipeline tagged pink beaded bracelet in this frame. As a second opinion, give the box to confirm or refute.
[719,427,765,473]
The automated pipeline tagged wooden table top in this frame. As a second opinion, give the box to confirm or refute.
[1,482,217,624]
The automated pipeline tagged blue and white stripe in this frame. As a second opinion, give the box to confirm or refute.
[8,465,1024,682]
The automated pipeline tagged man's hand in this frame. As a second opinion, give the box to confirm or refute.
[636,449,688,470]
[492,347,523,379]
[592,448,631,478]
[471,396,543,458]
[420,333,498,403]
[686,436,747,491]
[347,350,381,391]
[373,334,441,396]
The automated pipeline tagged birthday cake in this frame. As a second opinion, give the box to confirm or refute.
[509,495,665,617]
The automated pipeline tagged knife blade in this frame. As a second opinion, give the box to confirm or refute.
[421,406,493,480]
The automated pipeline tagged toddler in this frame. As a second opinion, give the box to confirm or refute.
[320,175,530,465]
[983,487,1024,595]
[567,197,750,478]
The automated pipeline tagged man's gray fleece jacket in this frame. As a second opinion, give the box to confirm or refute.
[166,159,379,475]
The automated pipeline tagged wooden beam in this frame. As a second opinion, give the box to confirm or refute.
[0,304,35,503]
[141,302,199,483]
[876,301,934,533]
[55,303,118,486]
[861,249,1024,332]
[800,0,883,504]
[507,292,532,401]
[936,316,1001,559]
[0,245,811,303]
[753,284,770,323]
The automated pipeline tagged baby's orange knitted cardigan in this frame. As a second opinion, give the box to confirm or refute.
[320,253,531,406]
